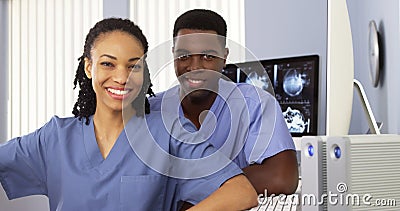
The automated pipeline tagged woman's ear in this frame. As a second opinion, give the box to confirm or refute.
[84,58,92,79]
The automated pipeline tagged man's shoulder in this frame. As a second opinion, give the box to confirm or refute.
[151,85,180,98]
[148,86,180,111]
[148,91,165,102]
[219,79,276,104]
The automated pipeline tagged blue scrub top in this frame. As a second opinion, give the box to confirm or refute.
[149,79,296,169]
[0,112,242,211]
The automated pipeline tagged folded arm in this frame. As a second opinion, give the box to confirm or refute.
[243,150,299,195]
[187,174,258,211]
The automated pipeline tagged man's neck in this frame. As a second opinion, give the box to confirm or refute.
[180,92,217,129]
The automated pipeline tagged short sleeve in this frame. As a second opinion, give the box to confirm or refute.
[0,118,56,199]
[177,163,242,205]
[242,86,296,164]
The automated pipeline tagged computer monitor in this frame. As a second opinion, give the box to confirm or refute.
[222,55,319,137]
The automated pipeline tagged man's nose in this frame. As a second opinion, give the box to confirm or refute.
[187,55,203,71]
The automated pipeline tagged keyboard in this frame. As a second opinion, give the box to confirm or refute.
[248,194,300,211]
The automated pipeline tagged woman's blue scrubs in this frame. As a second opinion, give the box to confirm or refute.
[0,112,242,210]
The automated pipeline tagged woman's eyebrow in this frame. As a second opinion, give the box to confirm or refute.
[100,54,117,60]
[100,54,141,62]
[128,57,141,62]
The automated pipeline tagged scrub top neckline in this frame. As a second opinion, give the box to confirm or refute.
[82,116,128,173]
[176,80,227,132]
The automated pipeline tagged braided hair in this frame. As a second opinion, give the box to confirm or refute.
[72,18,155,124]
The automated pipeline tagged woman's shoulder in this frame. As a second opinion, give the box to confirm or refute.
[40,115,86,132]
[48,115,83,124]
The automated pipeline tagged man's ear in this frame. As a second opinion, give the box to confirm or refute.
[224,48,229,59]
[223,48,229,67]
[84,58,92,79]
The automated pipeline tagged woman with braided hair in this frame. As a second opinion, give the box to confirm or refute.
[0,18,257,210]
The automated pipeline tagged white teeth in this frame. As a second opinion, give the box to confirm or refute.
[188,79,203,84]
[107,88,129,95]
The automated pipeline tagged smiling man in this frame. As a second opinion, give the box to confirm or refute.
[172,31,228,128]
[149,9,299,209]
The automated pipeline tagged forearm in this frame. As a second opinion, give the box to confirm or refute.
[188,174,258,211]
[243,165,298,195]
[243,150,299,195]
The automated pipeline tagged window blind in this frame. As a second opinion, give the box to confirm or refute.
[8,0,102,138]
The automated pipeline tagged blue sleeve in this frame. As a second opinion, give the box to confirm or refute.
[0,118,55,199]
[177,163,242,206]
[243,87,296,164]
[169,118,243,206]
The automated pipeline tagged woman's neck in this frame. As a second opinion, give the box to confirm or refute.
[92,108,135,159]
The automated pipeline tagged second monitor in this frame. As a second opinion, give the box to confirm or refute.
[222,54,319,137]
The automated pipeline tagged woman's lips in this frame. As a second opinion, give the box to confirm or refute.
[106,87,132,100]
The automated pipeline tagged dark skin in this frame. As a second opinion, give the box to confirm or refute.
[175,29,299,210]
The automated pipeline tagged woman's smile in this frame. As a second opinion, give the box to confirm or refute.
[106,87,132,100]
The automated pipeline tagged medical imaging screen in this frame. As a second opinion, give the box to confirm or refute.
[222,55,319,137]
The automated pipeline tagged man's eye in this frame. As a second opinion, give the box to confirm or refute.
[176,54,190,60]
[202,54,216,61]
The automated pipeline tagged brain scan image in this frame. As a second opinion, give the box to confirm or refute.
[282,107,308,133]
[283,69,304,97]
[245,71,270,91]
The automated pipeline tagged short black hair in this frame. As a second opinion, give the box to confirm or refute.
[173,9,227,46]
[72,18,155,124]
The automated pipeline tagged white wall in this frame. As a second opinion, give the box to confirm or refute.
[245,0,400,135]
[244,0,328,135]
[347,0,400,134]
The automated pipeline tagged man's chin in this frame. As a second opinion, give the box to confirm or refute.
[184,90,213,103]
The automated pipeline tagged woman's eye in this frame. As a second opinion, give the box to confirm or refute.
[100,62,114,67]
[129,64,142,71]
